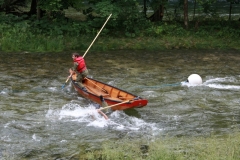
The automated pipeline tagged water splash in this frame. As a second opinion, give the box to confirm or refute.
[32,134,41,142]
[0,87,12,96]
[45,102,159,132]
[205,84,240,89]
[204,76,240,90]
[181,76,240,90]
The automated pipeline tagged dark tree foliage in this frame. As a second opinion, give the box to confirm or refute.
[0,0,28,14]
[0,0,239,37]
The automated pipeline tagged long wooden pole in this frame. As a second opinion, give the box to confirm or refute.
[82,14,112,58]
[62,14,112,88]
[96,100,131,120]
[99,100,131,111]
[97,110,109,120]
[62,73,72,89]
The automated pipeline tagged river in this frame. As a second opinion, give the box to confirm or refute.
[0,50,240,159]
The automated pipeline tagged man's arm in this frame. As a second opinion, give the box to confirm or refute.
[70,62,79,73]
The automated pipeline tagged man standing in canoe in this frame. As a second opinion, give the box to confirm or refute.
[69,52,88,91]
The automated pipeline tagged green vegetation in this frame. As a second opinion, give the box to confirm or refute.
[82,132,240,160]
[0,0,239,52]
[0,14,239,52]
[5,132,239,159]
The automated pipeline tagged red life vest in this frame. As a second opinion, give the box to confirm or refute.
[74,57,87,73]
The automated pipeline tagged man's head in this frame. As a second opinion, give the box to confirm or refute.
[72,53,80,59]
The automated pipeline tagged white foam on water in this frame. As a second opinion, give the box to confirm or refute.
[205,84,240,89]
[182,76,240,90]
[0,90,7,95]
[204,76,240,90]
[0,88,11,95]
[45,102,159,132]
[32,134,41,142]
[142,91,158,98]
[60,140,67,143]
[205,77,237,83]
[48,87,58,92]
[59,103,92,119]
[87,116,109,128]
[108,111,160,132]
[1,135,11,142]
[4,122,10,128]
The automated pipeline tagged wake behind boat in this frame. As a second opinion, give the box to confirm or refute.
[70,75,148,111]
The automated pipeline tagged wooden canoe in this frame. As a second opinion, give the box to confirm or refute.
[70,75,148,111]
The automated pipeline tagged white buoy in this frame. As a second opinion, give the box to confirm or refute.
[187,74,202,85]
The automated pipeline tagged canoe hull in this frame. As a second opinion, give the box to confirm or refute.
[70,77,148,111]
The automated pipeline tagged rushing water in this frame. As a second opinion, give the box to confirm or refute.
[0,50,240,159]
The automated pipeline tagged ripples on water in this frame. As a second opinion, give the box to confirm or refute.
[0,50,240,159]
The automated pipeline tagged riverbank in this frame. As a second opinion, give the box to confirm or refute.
[0,35,239,53]
[82,131,240,160]
[86,36,240,51]
[1,14,239,53]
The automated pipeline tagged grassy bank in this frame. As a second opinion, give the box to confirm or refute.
[89,36,240,51]
[0,16,239,53]
[81,131,240,160]
[0,34,239,53]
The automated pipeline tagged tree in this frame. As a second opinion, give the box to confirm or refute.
[88,0,149,36]
[183,0,188,29]
[148,0,166,22]
[143,0,147,17]
[227,0,240,20]
[27,0,86,19]
[0,0,28,13]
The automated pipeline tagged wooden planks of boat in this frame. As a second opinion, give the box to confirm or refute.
[70,74,148,111]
